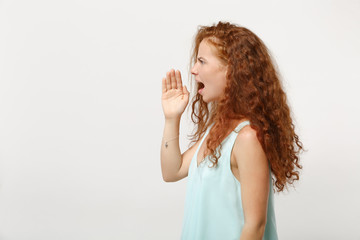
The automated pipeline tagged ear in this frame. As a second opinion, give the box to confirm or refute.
[224,64,229,77]
[219,62,228,72]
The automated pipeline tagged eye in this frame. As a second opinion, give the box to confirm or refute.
[197,58,204,64]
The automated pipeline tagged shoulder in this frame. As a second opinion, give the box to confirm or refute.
[235,124,256,139]
[233,125,268,170]
[234,124,258,147]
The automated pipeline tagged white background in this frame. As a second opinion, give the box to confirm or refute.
[0,0,359,239]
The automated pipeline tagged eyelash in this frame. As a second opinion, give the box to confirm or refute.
[198,59,204,64]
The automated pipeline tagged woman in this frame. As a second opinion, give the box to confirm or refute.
[160,21,304,240]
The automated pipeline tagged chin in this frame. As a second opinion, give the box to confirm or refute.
[200,92,218,103]
[201,97,214,103]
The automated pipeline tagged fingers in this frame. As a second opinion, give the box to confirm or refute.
[175,70,182,91]
[162,77,167,93]
[164,69,182,92]
[170,69,177,89]
[165,71,171,91]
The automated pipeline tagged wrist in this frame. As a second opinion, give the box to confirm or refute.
[162,135,179,148]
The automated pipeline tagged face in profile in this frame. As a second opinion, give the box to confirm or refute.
[191,39,228,103]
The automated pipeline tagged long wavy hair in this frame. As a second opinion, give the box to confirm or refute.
[186,21,305,193]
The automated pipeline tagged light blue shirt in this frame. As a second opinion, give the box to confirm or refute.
[181,121,278,240]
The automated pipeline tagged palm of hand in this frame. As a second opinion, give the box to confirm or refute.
[161,69,189,119]
[163,87,187,107]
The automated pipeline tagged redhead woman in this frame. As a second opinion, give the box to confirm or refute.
[160,21,304,240]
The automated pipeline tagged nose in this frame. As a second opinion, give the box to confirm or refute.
[191,63,198,75]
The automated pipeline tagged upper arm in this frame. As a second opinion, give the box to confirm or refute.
[171,139,200,182]
[233,126,270,228]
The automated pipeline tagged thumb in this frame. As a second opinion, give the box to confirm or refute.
[183,85,189,95]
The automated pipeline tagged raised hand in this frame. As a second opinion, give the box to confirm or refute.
[161,69,190,120]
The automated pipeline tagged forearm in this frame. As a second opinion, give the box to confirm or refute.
[160,117,182,182]
[239,224,265,240]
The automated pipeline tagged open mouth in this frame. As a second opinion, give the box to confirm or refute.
[198,82,205,94]
[198,82,205,90]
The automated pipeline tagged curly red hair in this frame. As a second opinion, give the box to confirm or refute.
[186,21,305,193]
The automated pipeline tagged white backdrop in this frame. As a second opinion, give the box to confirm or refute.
[0,0,359,239]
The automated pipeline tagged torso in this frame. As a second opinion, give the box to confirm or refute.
[196,128,242,183]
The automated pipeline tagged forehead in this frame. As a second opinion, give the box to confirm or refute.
[198,40,218,57]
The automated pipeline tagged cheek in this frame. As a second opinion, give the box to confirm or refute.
[214,76,226,88]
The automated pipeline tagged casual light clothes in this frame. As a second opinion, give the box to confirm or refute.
[181,121,278,240]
